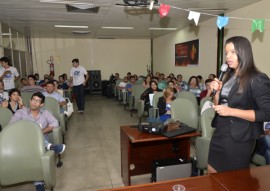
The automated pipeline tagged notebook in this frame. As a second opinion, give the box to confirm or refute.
[161,122,196,138]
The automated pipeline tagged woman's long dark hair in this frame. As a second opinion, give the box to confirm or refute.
[223,36,260,92]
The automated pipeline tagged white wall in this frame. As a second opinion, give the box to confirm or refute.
[153,0,270,81]
[153,23,218,81]
[31,38,151,80]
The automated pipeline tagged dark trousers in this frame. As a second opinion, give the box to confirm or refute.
[73,84,85,111]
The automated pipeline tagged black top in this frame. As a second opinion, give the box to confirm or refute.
[7,102,19,114]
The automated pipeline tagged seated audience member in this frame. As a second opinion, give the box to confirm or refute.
[177,74,188,91]
[53,80,64,96]
[58,75,69,90]
[40,77,50,88]
[200,79,213,100]
[197,75,206,90]
[140,80,162,111]
[158,80,167,90]
[0,80,9,104]
[18,77,28,90]
[208,73,216,80]
[142,74,151,88]
[38,74,49,85]
[126,75,136,96]
[155,72,160,79]
[21,75,45,92]
[133,74,138,81]
[1,88,24,114]
[48,74,54,81]
[35,73,41,85]
[168,73,175,78]
[187,76,202,104]
[9,92,65,191]
[171,78,181,92]
[117,76,128,92]
[43,81,67,113]
[166,76,172,83]
[112,73,120,85]
[159,73,165,81]
[157,87,175,122]
[167,80,179,93]
[126,72,131,80]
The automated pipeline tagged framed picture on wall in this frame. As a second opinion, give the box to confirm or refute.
[175,39,199,67]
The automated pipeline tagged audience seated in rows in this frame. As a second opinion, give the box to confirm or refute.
[21,75,45,92]
[8,92,65,191]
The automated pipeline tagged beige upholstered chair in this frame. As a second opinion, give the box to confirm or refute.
[0,120,56,190]
[21,91,34,107]
[43,97,66,136]
[176,91,199,114]
[130,84,147,117]
[195,108,215,170]
[149,92,164,119]
[171,98,199,130]
[0,107,13,129]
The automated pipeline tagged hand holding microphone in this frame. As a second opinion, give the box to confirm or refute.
[210,63,228,98]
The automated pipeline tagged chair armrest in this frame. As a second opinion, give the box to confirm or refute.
[41,151,56,188]
[137,100,145,118]
[59,114,66,134]
[251,153,266,166]
[195,137,211,170]
[128,95,134,110]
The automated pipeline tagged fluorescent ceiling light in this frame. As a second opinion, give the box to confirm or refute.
[149,28,177,31]
[55,25,88,28]
[149,0,154,10]
[40,0,91,4]
[102,27,134,30]
[1,33,12,36]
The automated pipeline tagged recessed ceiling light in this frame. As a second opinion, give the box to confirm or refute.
[102,27,134,30]
[54,25,88,28]
[149,28,177,31]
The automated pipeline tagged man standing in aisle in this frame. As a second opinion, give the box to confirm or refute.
[0,56,20,91]
[69,58,89,113]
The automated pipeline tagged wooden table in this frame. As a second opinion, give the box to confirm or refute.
[101,166,270,191]
[210,165,270,191]
[120,125,201,186]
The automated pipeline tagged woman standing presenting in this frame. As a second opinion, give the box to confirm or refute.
[208,36,270,173]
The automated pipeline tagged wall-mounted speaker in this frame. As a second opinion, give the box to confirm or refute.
[87,70,102,93]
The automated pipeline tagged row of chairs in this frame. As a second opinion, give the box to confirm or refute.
[0,93,70,190]
[112,84,267,171]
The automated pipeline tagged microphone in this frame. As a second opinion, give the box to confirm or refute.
[211,63,228,98]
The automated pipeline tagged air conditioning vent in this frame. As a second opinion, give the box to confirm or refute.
[97,36,115,39]
[66,4,99,13]
[72,31,91,35]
